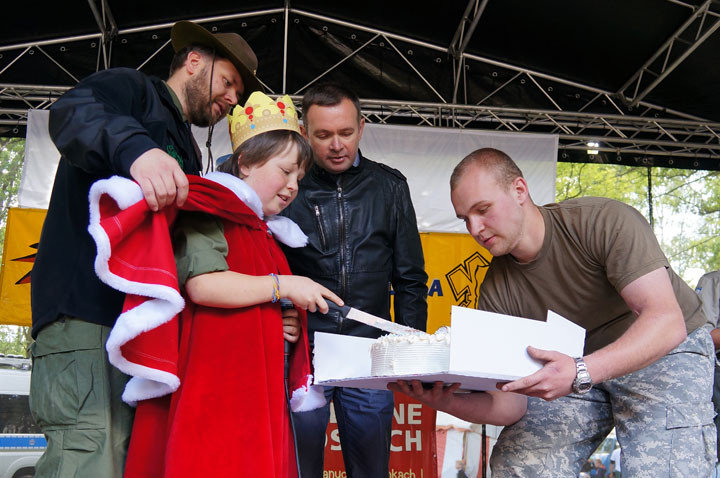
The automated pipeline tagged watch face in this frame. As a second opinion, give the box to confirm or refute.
[574,380,592,393]
[573,373,592,394]
[573,358,592,394]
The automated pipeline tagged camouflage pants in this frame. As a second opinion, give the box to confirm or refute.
[490,326,717,478]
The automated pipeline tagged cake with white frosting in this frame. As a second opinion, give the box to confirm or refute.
[370,327,450,376]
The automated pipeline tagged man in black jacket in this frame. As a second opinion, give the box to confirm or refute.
[29,21,259,478]
[282,83,428,477]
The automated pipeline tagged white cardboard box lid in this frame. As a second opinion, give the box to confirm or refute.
[314,306,585,391]
[448,306,585,377]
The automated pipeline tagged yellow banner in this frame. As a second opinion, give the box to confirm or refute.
[0,208,47,326]
[422,232,492,332]
[0,213,490,330]
[391,232,493,333]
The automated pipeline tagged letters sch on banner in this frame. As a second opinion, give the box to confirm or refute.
[323,392,437,476]
[325,400,424,452]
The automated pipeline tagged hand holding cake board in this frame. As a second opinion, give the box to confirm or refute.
[313,306,585,392]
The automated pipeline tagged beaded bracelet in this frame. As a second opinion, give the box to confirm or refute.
[269,273,280,303]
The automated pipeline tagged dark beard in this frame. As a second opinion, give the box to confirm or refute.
[184,68,214,127]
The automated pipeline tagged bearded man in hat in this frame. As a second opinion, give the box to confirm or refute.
[29,20,260,478]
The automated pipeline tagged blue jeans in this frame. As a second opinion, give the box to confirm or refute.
[292,386,394,478]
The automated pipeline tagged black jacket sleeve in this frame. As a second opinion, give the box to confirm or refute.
[391,178,429,331]
[48,68,161,178]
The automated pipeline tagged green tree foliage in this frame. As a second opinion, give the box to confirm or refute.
[556,162,720,285]
[0,325,31,356]
[0,137,30,357]
[555,162,649,209]
[0,137,26,260]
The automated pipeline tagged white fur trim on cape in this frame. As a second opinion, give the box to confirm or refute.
[88,173,308,405]
[203,171,308,248]
[88,176,183,405]
[290,375,326,412]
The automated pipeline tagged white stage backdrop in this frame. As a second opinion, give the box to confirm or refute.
[18,110,60,209]
[362,124,557,232]
[20,110,558,233]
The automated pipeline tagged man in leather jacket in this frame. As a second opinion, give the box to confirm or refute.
[29,21,259,478]
[281,83,428,477]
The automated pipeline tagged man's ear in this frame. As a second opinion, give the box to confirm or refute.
[300,124,307,138]
[513,176,530,203]
[185,50,204,75]
[357,117,365,140]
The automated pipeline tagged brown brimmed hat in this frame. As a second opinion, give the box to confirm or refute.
[171,20,262,103]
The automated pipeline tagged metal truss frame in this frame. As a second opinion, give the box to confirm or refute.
[617,0,720,108]
[1,1,720,167]
[448,0,489,104]
[354,100,720,163]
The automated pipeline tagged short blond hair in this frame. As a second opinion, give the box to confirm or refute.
[450,148,524,191]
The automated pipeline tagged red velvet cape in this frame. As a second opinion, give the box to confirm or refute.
[88,175,317,477]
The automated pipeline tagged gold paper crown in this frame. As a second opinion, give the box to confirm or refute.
[227,91,300,151]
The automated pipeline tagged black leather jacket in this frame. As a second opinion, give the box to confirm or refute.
[281,154,428,344]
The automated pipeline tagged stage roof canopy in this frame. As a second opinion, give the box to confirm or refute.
[2,0,720,169]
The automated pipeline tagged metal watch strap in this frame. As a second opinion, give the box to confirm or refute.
[572,357,593,394]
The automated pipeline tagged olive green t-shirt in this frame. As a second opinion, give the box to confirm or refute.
[478,197,707,354]
[173,212,229,289]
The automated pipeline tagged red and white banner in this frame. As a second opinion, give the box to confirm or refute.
[323,393,437,478]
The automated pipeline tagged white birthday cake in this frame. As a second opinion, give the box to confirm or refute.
[370,327,450,376]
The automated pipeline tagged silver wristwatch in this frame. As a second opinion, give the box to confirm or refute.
[572,357,593,394]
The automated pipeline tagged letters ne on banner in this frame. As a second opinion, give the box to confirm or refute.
[323,392,437,478]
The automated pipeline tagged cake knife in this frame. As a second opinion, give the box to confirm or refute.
[327,302,428,336]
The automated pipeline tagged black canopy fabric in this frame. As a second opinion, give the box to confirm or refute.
[2,1,719,169]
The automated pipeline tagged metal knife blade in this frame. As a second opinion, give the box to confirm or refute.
[328,302,428,336]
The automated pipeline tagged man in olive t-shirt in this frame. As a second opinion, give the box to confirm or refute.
[448,148,715,477]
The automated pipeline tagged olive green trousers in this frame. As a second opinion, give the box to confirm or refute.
[29,318,134,478]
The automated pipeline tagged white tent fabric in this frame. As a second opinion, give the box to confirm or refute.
[361,124,558,233]
[191,119,233,169]
[464,429,483,477]
[18,110,60,209]
[437,412,501,478]
[19,110,558,235]
[18,112,235,209]
[440,428,466,478]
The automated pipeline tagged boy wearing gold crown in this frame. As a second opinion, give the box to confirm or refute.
[85,92,342,477]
